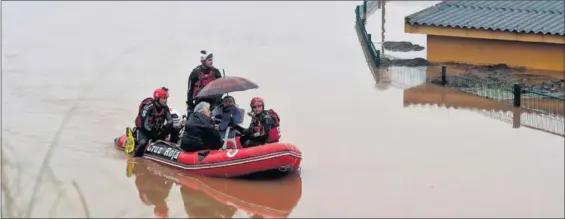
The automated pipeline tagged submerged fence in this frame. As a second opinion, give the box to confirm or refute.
[431,65,565,116]
[355,0,381,68]
[472,108,565,137]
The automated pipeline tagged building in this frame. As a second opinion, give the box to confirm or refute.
[404,1,565,72]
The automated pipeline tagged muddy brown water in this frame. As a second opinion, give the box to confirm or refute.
[2,1,563,218]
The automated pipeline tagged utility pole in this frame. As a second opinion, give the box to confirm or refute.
[380,0,386,57]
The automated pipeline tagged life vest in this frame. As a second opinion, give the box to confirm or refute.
[192,67,216,98]
[135,97,166,130]
[251,109,281,143]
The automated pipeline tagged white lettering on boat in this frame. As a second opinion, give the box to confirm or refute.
[147,143,181,161]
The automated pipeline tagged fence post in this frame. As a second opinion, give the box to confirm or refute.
[441,65,447,86]
[355,5,360,17]
[363,0,368,23]
[513,83,521,107]
[367,33,373,63]
[376,50,381,67]
[512,109,521,129]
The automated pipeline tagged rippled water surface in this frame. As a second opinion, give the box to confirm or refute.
[2,1,563,218]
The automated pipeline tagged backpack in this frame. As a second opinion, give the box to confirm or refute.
[135,97,154,128]
[265,109,281,143]
[138,97,154,114]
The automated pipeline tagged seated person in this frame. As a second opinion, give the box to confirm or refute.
[239,97,281,147]
[212,96,243,139]
[180,102,223,152]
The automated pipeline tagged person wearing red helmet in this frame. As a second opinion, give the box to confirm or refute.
[186,50,223,116]
[131,87,179,157]
[239,97,281,147]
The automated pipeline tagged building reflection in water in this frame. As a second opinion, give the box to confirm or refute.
[371,66,428,91]
[403,83,565,137]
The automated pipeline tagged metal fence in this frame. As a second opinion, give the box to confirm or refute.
[355,0,381,68]
[431,65,565,116]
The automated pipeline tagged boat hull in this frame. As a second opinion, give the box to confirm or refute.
[114,135,302,178]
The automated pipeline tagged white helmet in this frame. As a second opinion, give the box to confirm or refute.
[200,50,213,61]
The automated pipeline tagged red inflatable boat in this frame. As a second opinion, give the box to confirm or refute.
[138,160,302,218]
[114,134,302,178]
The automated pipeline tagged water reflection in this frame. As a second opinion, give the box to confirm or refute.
[403,84,565,137]
[367,66,428,91]
[128,159,302,218]
[129,159,173,218]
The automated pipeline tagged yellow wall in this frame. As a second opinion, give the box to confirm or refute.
[427,35,565,72]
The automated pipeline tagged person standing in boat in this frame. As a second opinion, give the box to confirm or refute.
[130,87,180,157]
[180,102,224,152]
[212,96,243,139]
[186,50,223,117]
[239,97,281,147]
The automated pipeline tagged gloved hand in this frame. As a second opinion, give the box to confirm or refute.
[172,117,182,129]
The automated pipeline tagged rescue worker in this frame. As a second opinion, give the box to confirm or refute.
[212,96,243,139]
[239,97,281,147]
[132,87,179,157]
[180,102,224,152]
[186,50,223,117]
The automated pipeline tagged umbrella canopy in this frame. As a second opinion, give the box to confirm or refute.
[195,76,259,98]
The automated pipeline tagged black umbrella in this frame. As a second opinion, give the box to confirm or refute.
[195,76,259,98]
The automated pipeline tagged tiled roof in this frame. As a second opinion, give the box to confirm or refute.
[405,0,565,35]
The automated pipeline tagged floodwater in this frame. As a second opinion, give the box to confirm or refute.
[2,1,563,218]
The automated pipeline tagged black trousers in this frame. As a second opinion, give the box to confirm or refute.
[179,135,224,152]
[239,134,268,148]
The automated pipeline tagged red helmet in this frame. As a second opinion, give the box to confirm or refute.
[153,87,169,99]
[250,97,264,107]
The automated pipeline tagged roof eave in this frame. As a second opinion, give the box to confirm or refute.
[405,23,565,44]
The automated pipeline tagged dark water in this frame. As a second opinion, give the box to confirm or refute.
[2,1,563,217]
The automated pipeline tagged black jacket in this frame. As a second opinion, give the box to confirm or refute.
[138,101,173,138]
[180,112,223,152]
[186,65,223,107]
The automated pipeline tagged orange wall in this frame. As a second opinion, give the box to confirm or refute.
[427,35,565,72]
